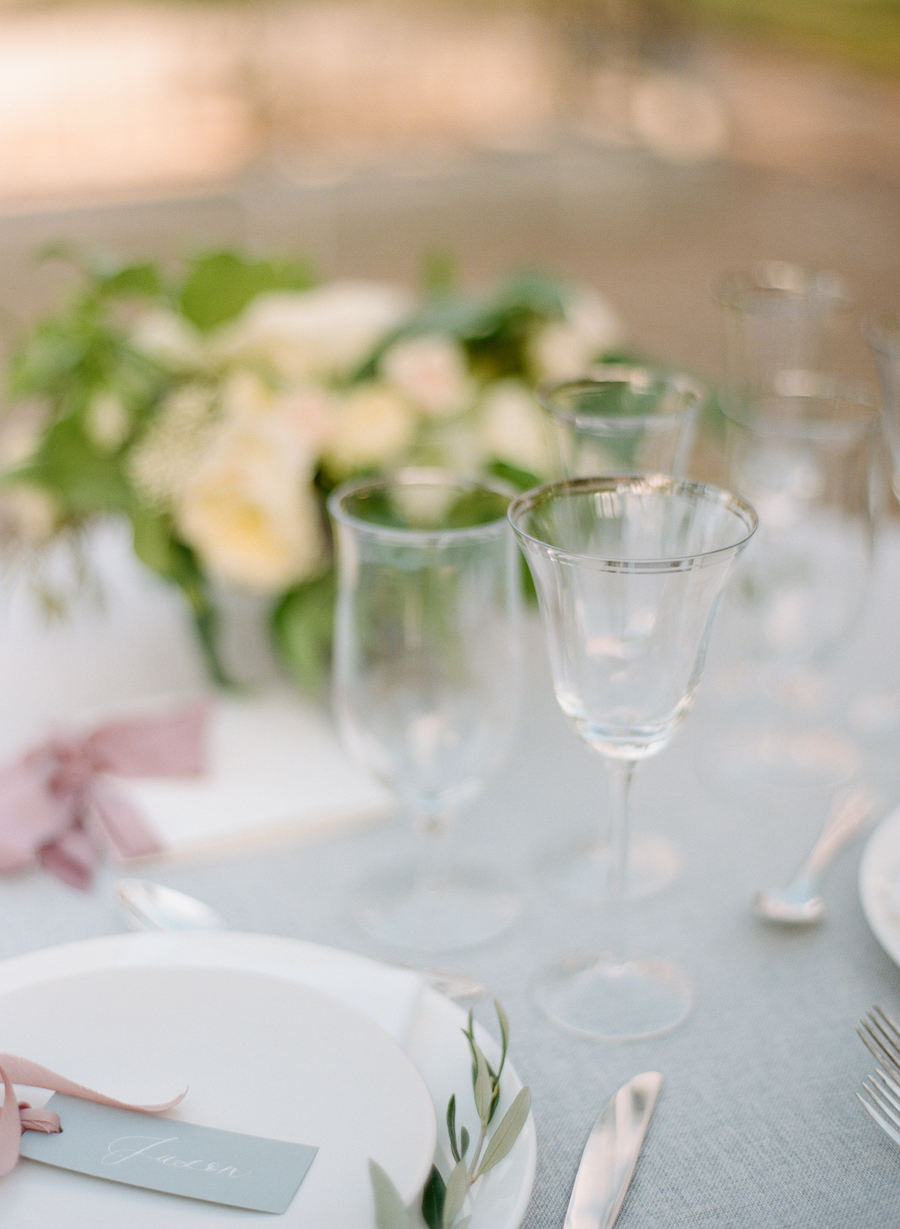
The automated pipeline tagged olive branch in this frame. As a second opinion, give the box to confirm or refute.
[370,1000,531,1229]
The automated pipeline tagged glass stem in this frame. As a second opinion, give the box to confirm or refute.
[605,756,637,966]
[411,807,448,894]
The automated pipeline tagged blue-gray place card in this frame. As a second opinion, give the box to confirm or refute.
[19,1094,319,1214]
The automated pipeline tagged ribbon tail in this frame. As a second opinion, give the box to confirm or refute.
[89,781,164,863]
[0,1054,186,1115]
[39,824,98,890]
[0,1065,22,1177]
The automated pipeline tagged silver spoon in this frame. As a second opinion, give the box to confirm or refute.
[753,784,879,924]
[114,878,487,1003]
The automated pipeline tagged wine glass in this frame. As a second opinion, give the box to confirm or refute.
[535,367,703,903]
[509,474,757,1039]
[328,469,523,952]
[717,262,854,411]
[711,265,879,797]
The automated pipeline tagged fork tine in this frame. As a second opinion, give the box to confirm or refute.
[872,1006,900,1054]
[858,1008,900,1083]
[858,1087,900,1149]
[867,1071,900,1128]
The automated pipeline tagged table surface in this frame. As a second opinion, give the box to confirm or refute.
[2,517,900,1229]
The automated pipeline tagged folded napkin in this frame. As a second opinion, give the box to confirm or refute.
[0,705,210,889]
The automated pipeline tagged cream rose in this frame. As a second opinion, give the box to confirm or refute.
[322,383,417,478]
[380,335,473,417]
[213,281,413,382]
[175,415,325,593]
[531,286,625,383]
[478,380,553,476]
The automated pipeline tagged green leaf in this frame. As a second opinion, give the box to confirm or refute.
[441,1160,467,1228]
[472,1043,492,1125]
[420,1165,445,1229]
[369,1160,416,1229]
[459,1126,469,1159]
[270,569,335,694]
[178,250,316,332]
[486,460,541,493]
[446,1095,460,1163]
[494,1001,510,1073]
[97,261,162,300]
[475,1087,531,1177]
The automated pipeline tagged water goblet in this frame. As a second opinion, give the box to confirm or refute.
[534,367,703,903]
[509,474,757,1040]
[328,469,523,952]
[710,262,880,797]
[538,365,702,480]
[717,262,855,412]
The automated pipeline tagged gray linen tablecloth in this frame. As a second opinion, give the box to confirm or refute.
[2,528,900,1228]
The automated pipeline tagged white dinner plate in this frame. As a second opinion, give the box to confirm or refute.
[859,804,900,966]
[0,932,536,1229]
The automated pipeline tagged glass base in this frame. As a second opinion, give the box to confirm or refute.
[533,952,692,1040]
[544,833,681,904]
[352,862,522,952]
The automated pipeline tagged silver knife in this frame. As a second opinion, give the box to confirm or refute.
[563,1071,663,1229]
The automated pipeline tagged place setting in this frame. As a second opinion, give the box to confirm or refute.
[0,248,899,1229]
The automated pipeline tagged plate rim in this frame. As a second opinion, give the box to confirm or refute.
[860,803,900,966]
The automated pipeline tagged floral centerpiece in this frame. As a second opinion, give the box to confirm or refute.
[0,250,624,689]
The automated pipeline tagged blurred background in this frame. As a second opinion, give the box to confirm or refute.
[0,0,897,384]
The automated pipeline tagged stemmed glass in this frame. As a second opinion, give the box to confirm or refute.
[535,368,703,903]
[711,265,879,796]
[328,469,523,952]
[509,475,757,1040]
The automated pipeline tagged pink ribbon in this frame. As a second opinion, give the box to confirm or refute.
[0,1052,186,1176]
[0,704,210,889]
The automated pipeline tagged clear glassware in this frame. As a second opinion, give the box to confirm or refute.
[867,312,900,499]
[710,265,880,797]
[717,262,854,412]
[535,367,703,903]
[328,469,523,952]
[510,475,757,1039]
[538,366,702,480]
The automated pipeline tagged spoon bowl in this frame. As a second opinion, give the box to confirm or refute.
[114,877,487,1003]
[116,878,229,931]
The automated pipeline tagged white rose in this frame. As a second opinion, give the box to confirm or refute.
[130,309,206,371]
[380,335,473,417]
[214,281,413,381]
[175,415,325,593]
[323,384,417,478]
[219,369,332,459]
[531,285,625,382]
[478,380,553,477]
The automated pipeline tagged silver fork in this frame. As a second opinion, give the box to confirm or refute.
[858,1005,900,1083]
[858,1006,900,1146]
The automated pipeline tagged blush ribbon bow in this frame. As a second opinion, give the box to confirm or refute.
[0,704,210,889]
[0,1052,186,1176]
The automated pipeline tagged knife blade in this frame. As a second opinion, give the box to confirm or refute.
[563,1071,663,1229]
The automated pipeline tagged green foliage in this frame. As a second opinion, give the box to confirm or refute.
[177,250,317,332]
[270,570,336,694]
[372,1000,531,1229]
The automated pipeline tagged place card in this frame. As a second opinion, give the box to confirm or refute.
[19,1094,318,1214]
